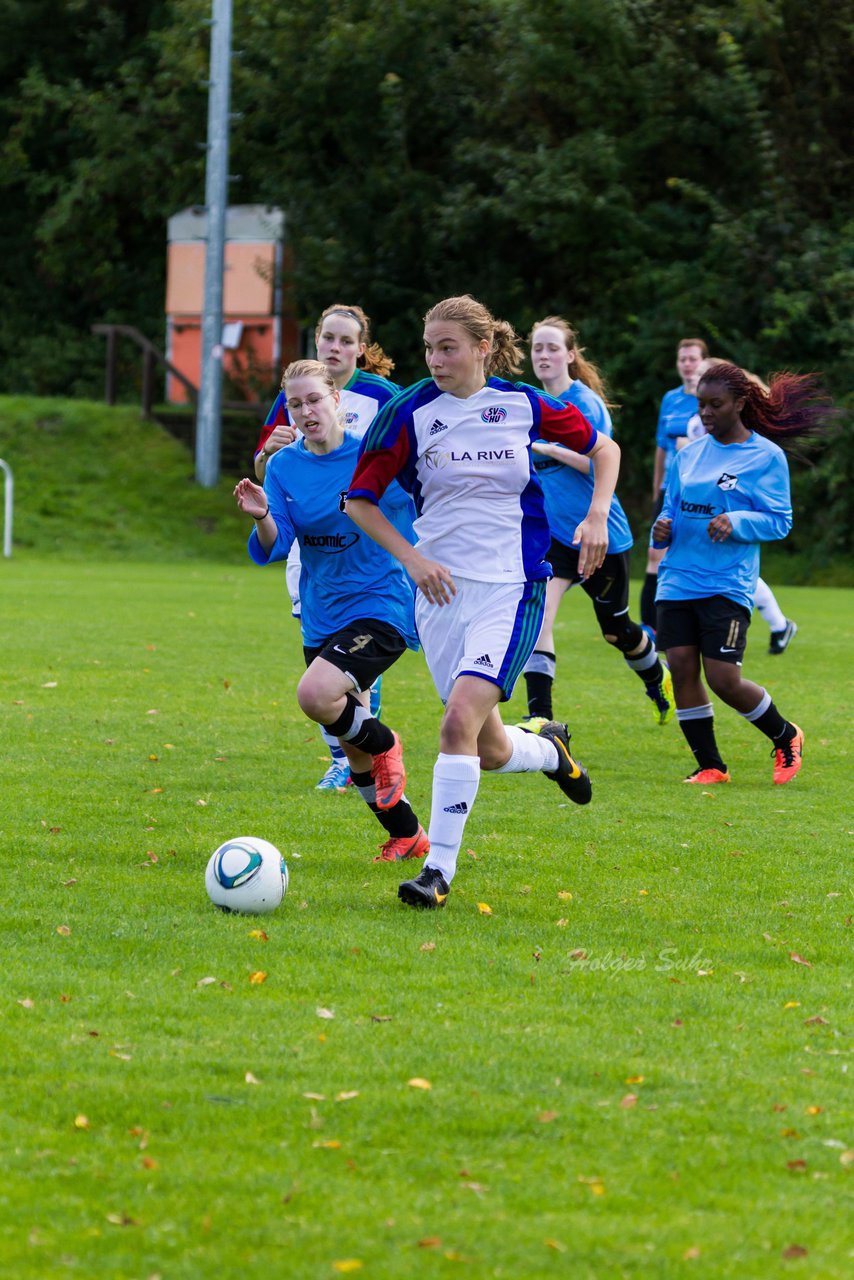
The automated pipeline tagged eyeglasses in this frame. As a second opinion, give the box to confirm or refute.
[285,391,334,413]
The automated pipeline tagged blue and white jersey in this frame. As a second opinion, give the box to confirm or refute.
[656,385,699,490]
[348,376,598,584]
[533,382,633,555]
[249,432,418,649]
[656,432,792,612]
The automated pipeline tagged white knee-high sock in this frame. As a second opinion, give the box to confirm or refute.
[425,753,481,884]
[491,725,559,774]
[754,578,786,632]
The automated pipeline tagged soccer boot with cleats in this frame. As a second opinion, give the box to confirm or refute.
[371,732,406,810]
[773,724,804,785]
[646,665,675,725]
[316,760,351,791]
[684,767,731,784]
[539,721,592,805]
[768,619,798,655]
[375,825,430,863]
[398,864,450,909]
[514,715,550,734]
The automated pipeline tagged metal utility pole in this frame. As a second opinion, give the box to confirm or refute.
[195,0,233,487]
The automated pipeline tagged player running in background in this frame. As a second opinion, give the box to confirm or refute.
[652,360,833,786]
[254,304,414,791]
[346,295,619,910]
[520,315,674,728]
[235,359,428,864]
[683,360,798,655]
[640,338,708,632]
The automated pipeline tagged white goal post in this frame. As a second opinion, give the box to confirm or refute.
[0,458,12,557]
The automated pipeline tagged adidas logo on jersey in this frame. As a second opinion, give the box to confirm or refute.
[443,801,469,814]
[473,653,494,668]
[429,418,449,436]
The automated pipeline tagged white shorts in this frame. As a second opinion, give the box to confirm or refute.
[415,576,546,704]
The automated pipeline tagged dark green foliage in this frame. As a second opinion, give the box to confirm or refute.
[0,0,851,567]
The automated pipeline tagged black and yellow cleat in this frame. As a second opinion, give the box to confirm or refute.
[398,864,450,909]
[539,721,592,805]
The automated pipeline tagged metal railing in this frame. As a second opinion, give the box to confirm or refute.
[0,458,12,557]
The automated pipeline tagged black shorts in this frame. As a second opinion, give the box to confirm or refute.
[656,596,751,666]
[547,539,630,615]
[303,618,408,692]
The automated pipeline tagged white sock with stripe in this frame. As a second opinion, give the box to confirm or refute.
[491,725,559,773]
[424,753,481,885]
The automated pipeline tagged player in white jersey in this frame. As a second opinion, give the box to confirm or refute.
[346,294,620,910]
[253,304,408,792]
[235,360,428,864]
[683,358,798,655]
[653,360,834,786]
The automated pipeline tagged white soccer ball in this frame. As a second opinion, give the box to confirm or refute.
[205,837,288,915]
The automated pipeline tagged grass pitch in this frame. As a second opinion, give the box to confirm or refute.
[2,558,852,1279]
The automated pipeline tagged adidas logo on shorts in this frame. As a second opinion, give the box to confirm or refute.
[429,418,449,436]
[443,801,469,814]
[473,653,493,668]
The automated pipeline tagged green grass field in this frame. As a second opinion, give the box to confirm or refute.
[2,552,852,1280]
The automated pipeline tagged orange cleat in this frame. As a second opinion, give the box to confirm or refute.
[374,825,430,863]
[773,724,804,785]
[371,732,406,810]
[684,767,731,784]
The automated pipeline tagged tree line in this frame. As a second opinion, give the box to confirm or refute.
[1,0,851,564]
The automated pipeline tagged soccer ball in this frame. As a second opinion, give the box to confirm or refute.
[205,837,288,915]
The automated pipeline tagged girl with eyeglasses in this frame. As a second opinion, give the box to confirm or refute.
[254,304,414,791]
[235,359,428,865]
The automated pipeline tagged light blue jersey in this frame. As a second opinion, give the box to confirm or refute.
[532,382,633,554]
[248,432,418,649]
[656,432,792,612]
[656,385,699,491]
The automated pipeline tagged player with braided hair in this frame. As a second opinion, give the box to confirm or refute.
[653,360,834,786]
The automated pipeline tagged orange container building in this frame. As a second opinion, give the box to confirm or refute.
[165,205,298,403]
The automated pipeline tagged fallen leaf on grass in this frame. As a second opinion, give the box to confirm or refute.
[477,902,493,916]
[249,972,267,985]
[407,1078,432,1090]
[557,891,573,901]
[316,1007,335,1019]
[332,1262,362,1274]
[17,998,34,1009]
[371,1014,393,1023]
[141,1156,158,1170]
[804,1015,829,1026]
[74,1115,90,1130]
[418,1237,442,1248]
[248,929,268,941]
[56,925,71,936]
[783,1001,800,1009]
[786,1159,808,1172]
[106,1212,139,1227]
[556,918,568,928]
[42,681,58,689]
[537,1111,559,1123]
[839,1150,854,1168]
[313,1139,341,1149]
[196,976,217,988]
[804,1105,822,1115]
[245,1072,261,1085]
[683,1246,701,1260]
[782,1245,808,1259]
[790,952,812,968]
[620,1094,638,1109]
[625,1075,644,1085]
[335,1091,359,1102]
[303,1092,325,1101]
[63,879,77,887]
[462,1181,487,1194]
[420,941,436,952]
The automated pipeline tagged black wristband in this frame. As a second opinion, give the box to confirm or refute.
[255,506,269,521]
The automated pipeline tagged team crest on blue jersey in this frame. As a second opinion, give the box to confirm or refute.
[717,473,739,491]
[344,411,359,425]
[481,406,507,424]
[337,490,348,512]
